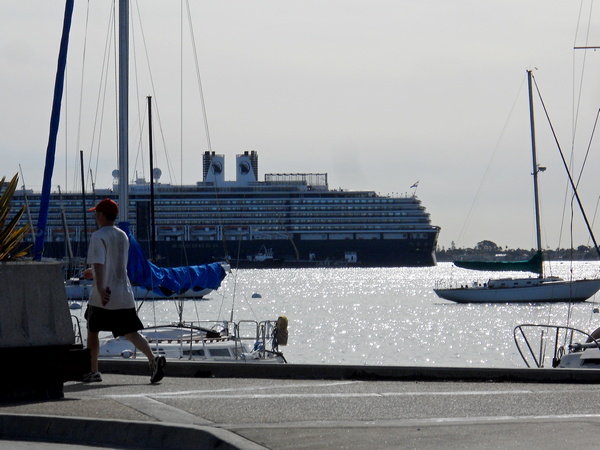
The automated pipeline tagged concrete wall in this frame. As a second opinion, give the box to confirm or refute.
[0,262,74,347]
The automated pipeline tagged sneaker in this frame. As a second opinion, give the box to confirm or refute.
[82,371,102,383]
[150,356,166,384]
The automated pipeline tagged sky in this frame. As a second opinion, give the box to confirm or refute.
[2,1,600,251]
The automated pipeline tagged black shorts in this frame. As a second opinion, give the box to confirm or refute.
[85,306,144,338]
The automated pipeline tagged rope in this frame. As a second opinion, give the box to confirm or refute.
[531,71,600,330]
[455,76,527,247]
[531,74,600,260]
[185,0,213,153]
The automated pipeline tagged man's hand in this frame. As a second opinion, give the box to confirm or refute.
[101,286,111,306]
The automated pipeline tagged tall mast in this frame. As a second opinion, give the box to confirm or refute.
[33,0,74,260]
[527,70,543,262]
[147,96,156,261]
[79,150,88,254]
[118,0,129,223]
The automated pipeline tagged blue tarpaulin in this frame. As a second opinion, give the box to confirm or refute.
[119,223,226,297]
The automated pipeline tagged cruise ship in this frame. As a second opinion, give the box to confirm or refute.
[15,151,440,268]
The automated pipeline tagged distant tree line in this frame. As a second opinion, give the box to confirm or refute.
[436,240,600,262]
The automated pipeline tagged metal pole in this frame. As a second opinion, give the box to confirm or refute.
[527,70,543,258]
[80,151,88,255]
[147,96,156,261]
[118,0,129,223]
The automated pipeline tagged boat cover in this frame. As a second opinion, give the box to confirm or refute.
[119,223,227,296]
[454,251,543,275]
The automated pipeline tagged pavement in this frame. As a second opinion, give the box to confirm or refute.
[2,362,600,449]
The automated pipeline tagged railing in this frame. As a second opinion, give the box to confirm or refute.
[434,280,488,290]
[94,319,284,362]
[163,319,280,361]
[232,319,282,360]
[513,324,599,368]
[71,315,83,345]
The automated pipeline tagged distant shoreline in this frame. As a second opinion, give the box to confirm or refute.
[436,247,599,263]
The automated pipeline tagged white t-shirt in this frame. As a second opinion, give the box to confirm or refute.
[87,225,135,310]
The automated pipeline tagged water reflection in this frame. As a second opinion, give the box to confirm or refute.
[70,262,600,368]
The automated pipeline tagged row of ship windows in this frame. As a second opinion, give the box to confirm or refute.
[147,214,431,221]
[147,202,425,208]
[38,224,435,235]
[268,225,431,231]
[33,227,433,239]
[133,198,418,205]
[29,205,427,216]
[43,215,429,225]
[31,210,431,221]
[19,198,424,209]
[157,219,434,226]
[37,218,432,229]
[37,231,433,242]
[215,208,426,214]
[33,209,428,218]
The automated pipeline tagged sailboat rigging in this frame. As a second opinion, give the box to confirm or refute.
[111,0,226,298]
[86,0,287,362]
[434,70,600,303]
[50,0,226,300]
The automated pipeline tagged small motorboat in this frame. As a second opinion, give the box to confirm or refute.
[514,324,600,369]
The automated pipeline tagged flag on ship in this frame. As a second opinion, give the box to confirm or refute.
[410,181,419,189]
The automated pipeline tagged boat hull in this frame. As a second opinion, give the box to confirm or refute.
[97,323,286,363]
[435,278,600,303]
[48,236,438,269]
[65,279,212,300]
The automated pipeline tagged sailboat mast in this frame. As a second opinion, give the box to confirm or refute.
[118,0,129,223]
[147,96,157,261]
[79,150,88,253]
[33,0,74,260]
[527,70,543,257]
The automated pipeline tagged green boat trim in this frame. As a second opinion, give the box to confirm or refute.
[453,251,543,276]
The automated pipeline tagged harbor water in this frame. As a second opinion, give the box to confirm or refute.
[70,261,600,368]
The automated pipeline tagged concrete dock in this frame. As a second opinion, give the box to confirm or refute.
[1,362,600,449]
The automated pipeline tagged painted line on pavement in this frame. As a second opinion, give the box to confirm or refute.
[114,396,213,425]
[105,380,359,398]
[215,413,600,429]
[111,388,576,400]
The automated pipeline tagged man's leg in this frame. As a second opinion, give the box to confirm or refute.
[87,331,100,373]
[124,331,154,362]
[125,331,166,383]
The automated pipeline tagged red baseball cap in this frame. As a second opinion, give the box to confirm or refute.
[89,198,119,216]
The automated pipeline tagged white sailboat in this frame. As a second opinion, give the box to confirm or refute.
[434,70,600,303]
[78,0,287,363]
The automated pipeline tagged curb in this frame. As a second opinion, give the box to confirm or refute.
[0,414,267,450]
[100,360,600,383]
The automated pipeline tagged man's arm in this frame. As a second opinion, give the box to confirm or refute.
[93,263,111,306]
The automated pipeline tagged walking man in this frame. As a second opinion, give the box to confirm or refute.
[82,198,165,383]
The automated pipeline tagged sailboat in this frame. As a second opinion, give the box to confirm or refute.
[41,1,287,362]
[434,70,600,303]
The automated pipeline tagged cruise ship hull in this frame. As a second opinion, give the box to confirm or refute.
[42,235,438,269]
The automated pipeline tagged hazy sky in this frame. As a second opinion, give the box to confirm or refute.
[2,1,600,250]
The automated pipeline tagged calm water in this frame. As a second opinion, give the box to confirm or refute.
[72,261,600,368]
